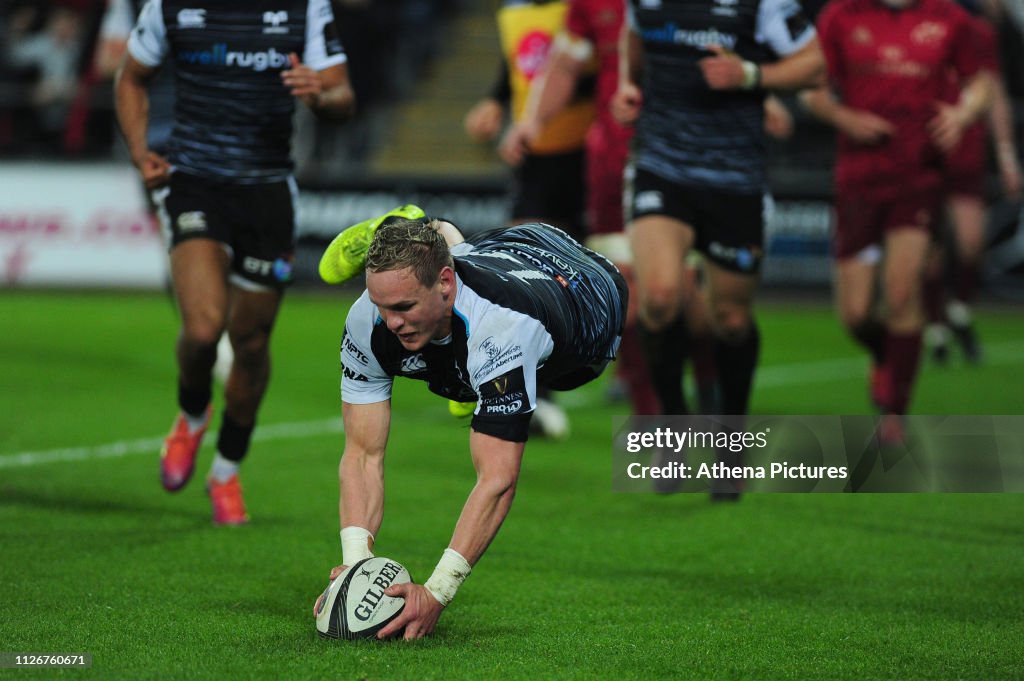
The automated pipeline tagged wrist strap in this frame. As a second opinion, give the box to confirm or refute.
[424,549,472,607]
[741,61,761,90]
[340,526,374,565]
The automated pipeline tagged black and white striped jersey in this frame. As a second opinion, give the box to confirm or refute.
[627,0,815,193]
[127,0,347,183]
[340,225,626,442]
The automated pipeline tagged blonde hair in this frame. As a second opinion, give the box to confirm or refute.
[366,218,452,287]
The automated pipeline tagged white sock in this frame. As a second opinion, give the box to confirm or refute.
[210,454,240,483]
[925,324,949,346]
[947,300,972,327]
[184,409,209,434]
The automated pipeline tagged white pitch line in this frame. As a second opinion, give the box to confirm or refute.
[556,340,1024,407]
[0,418,344,470]
[757,339,1024,389]
[2,341,1022,469]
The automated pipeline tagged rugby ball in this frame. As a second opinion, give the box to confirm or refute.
[314,557,412,640]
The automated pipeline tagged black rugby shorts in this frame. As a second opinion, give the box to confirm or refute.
[154,171,297,290]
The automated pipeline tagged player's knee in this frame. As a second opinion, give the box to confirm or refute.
[884,281,917,319]
[229,329,270,369]
[181,319,223,350]
[957,234,985,263]
[839,305,871,332]
[712,305,752,343]
[639,284,680,330]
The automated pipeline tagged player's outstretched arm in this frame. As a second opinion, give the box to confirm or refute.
[336,400,391,568]
[377,429,526,640]
[448,429,525,564]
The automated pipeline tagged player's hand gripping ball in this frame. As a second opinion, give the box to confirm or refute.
[314,557,412,640]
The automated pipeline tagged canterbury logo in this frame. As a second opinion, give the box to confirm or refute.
[400,354,427,373]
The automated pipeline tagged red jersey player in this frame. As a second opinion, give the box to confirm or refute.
[924,9,1022,364]
[803,0,993,441]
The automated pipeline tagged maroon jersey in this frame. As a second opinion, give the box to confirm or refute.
[817,0,982,195]
[565,0,628,134]
[564,0,633,234]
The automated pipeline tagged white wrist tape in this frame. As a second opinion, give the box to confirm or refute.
[340,526,374,565]
[553,31,594,62]
[423,549,472,607]
[741,60,760,89]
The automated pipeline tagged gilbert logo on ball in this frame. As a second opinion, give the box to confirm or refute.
[315,557,412,640]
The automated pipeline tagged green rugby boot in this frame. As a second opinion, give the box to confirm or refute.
[448,400,476,419]
[318,204,426,284]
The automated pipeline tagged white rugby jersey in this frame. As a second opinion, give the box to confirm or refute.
[340,225,625,442]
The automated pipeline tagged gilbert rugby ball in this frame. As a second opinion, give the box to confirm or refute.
[314,557,412,640]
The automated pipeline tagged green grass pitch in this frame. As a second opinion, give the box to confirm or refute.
[1,290,1022,680]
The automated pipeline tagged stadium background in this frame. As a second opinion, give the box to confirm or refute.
[1,1,1022,678]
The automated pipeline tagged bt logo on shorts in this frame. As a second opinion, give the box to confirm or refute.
[243,256,293,282]
[709,241,761,272]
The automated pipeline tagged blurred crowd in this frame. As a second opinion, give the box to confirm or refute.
[0,0,1022,182]
[0,0,103,154]
[0,0,459,161]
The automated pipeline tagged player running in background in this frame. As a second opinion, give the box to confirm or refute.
[463,0,598,439]
[95,0,235,384]
[498,0,664,420]
[500,0,803,420]
[115,0,354,524]
[924,3,1022,365]
[803,0,993,441]
[613,0,823,493]
[318,208,627,639]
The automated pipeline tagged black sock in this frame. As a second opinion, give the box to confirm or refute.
[178,381,211,418]
[217,413,254,463]
[640,315,689,415]
[851,319,886,365]
[714,323,760,415]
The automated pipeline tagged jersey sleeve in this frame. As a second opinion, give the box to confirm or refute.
[304,0,348,70]
[99,0,134,42]
[127,0,168,67]
[340,294,393,404]
[559,0,596,62]
[755,0,817,57]
[814,1,845,84]
[466,312,554,443]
